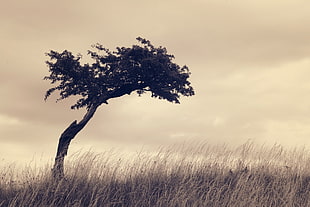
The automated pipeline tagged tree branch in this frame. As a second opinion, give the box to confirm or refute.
[78,103,100,127]
[108,83,147,100]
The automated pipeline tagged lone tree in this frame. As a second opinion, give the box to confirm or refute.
[44,37,194,178]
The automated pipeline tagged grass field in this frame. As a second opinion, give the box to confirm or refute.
[1,142,310,207]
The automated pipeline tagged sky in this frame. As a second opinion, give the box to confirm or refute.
[1,0,310,164]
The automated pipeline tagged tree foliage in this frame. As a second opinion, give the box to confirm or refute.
[44,37,194,109]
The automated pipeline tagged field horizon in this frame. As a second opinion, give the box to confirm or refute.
[1,142,310,207]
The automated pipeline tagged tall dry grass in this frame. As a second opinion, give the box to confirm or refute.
[1,142,310,207]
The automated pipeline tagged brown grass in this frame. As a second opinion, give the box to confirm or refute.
[1,142,310,207]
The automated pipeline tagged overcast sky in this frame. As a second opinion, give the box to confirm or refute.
[1,0,310,164]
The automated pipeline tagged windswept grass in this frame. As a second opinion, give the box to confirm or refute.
[1,142,310,206]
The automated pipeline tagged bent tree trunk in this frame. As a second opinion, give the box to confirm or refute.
[52,104,99,179]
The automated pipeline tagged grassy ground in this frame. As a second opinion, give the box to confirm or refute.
[1,142,310,207]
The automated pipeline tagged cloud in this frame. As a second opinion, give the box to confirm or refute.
[0,114,22,126]
[165,1,310,68]
[2,0,310,164]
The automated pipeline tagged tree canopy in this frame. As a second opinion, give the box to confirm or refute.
[44,37,194,109]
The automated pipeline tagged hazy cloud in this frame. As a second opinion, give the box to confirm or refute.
[1,0,310,163]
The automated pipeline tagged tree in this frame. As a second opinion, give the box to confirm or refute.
[44,37,195,179]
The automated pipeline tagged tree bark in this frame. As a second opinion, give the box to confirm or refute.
[52,104,99,179]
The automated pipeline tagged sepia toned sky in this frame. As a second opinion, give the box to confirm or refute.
[1,0,310,164]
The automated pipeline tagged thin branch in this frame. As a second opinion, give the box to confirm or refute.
[78,103,100,127]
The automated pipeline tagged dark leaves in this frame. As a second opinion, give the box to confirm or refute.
[44,37,194,109]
